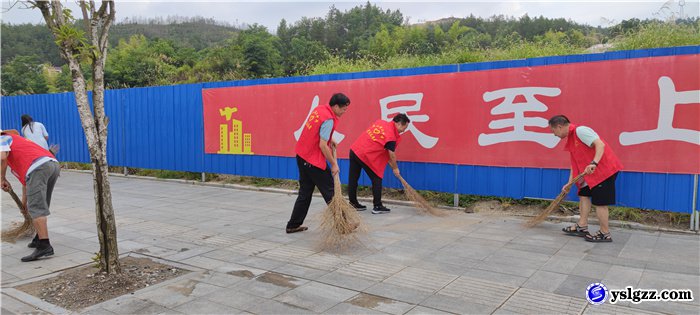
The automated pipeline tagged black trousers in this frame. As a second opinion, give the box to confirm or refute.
[348,150,383,207]
[287,155,334,229]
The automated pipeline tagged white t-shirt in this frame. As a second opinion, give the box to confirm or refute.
[575,126,599,147]
[21,122,49,150]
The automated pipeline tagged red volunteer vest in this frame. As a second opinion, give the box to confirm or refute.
[565,124,623,188]
[295,104,338,170]
[5,134,55,185]
[350,120,400,179]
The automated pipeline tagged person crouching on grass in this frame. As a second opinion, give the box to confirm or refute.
[549,115,623,242]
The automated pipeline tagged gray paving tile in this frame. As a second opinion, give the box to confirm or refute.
[345,293,414,315]
[630,301,700,315]
[231,272,308,298]
[383,267,458,293]
[323,302,386,314]
[273,263,332,281]
[420,294,497,314]
[554,275,600,299]
[364,282,434,304]
[317,271,380,292]
[570,260,611,280]
[522,270,569,292]
[275,281,358,313]
[336,260,406,282]
[602,266,644,290]
[404,305,456,315]
[172,297,244,314]
[583,303,666,315]
[438,276,516,307]
[497,288,587,315]
[461,269,529,288]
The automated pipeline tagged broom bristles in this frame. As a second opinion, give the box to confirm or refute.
[319,173,365,251]
[524,173,585,228]
[2,188,35,243]
[397,175,446,217]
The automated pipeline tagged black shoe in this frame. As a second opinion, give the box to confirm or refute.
[21,245,54,262]
[350,202,367,211]
[371,205,391,214]
[27,235,39,248]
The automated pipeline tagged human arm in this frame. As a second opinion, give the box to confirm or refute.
[319,138,339,176]
[1,151,10,192]
[388,150,400,177]
[584,139,605,175]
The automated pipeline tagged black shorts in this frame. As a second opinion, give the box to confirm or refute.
[578,172,618,206]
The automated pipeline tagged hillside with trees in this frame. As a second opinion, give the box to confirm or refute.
[2,3,699,95]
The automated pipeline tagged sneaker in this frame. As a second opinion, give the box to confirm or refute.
[371,205,391,214]
[350,202,367,211]
[21,245,54,262]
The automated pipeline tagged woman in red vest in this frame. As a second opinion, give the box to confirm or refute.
[348,114,410,214]
[549,115,623,242]
[1,129,61,261]
[286,93,351,233]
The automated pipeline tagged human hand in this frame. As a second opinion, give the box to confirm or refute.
[331,164,340,177]
[1,178,10,192]
[393,168,400,177]
[584,164,596,175]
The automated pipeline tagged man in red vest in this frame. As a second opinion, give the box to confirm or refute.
[287,93,351,233]
[549,115,623,242]
[1,129,61,261]
[347,114,410,214]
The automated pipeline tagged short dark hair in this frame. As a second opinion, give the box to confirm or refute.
[548,115,570,127]
[392,113,410,124]
[329,93,350,107]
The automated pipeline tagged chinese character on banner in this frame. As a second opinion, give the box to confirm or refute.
[478,87,561,148]
[293,95,345,143]
[619,76,700,146]
[379,93,438,149]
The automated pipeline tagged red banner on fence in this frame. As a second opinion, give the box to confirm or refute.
[203,55,700,174]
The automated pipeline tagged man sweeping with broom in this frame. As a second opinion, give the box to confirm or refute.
[548,115,623,243]
[286,93,352,234]
[1,129,61,261]
[347,114,409,214]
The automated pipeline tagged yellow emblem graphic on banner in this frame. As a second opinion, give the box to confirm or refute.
[218,107,254,155]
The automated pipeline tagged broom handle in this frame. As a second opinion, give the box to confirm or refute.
[563,173,586,194]
[6,188,30,218]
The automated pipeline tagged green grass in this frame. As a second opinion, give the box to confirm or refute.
[612,21,700,51]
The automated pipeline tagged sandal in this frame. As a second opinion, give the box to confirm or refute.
[562,224,589,237]
[585,231,613,243]
[286,226,308,234]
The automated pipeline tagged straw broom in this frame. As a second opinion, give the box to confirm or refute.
[319,172,364,250]
[2,188,35,243]
[525,173,585,228]
[396,174,446,216]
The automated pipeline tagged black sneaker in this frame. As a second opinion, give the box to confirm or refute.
[27,235,39,248]
[371,205,391,214]
[21,245,54,262]
[350,202,367,211]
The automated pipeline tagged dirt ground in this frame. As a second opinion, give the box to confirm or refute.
[15,256,188,311]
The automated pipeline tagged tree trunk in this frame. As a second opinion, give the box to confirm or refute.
[34,0,120,273]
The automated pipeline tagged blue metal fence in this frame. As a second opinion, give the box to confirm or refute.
[2,46,698,214]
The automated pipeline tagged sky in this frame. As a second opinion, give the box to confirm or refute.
[2,0,698,32]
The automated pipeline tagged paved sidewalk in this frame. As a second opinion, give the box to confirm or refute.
[2,171,699,314]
